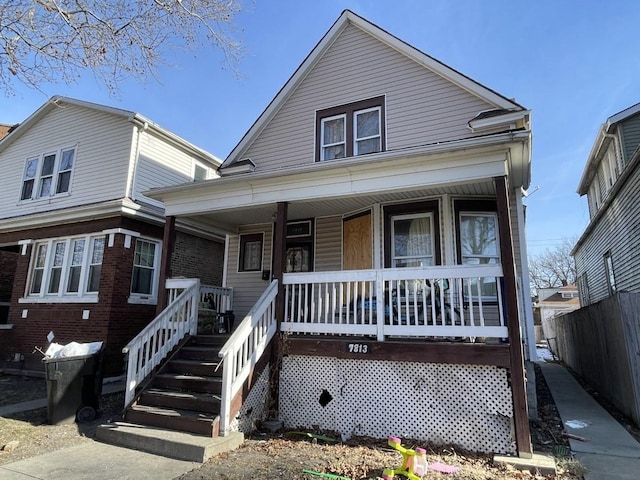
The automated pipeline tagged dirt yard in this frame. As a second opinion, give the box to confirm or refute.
[0,367,586,479]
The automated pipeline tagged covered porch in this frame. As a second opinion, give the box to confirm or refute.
[146,140,533,456]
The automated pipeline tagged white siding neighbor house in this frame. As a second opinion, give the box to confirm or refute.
[573,101,640,305]
[0,96,224,375]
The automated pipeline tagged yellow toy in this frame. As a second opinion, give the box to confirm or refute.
[382,436,428,480]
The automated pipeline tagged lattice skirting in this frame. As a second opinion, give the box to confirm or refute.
[278,356,515,454]
[230,364,271,433]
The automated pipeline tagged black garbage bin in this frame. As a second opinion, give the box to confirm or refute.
[43,347,104,424]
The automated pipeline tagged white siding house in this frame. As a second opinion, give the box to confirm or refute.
[144,10,536,457]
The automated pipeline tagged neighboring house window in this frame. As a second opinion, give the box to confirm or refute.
[604,251,616,295]
[131,239,160,298]
[26,234,105,301]
[193,161,208,181]
[455,200,500,299]
[391,213,435,267]
[577,273,589,306]
[316,96,385,162]
[589,182,601,216]
[239,233,263,272]
[20,147,76,201]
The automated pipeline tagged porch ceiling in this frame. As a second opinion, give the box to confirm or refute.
[183,180,496,234]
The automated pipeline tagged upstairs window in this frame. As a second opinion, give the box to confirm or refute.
[193,161,209,181]
[20,147,76,201]
[316,96,385,162]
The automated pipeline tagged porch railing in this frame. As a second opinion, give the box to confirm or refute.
[218,279,278,436]
[200,284,234,312]
[122,278,200,406]
[282,265,507,341]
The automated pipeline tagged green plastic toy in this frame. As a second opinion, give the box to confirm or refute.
[382,436,428,480]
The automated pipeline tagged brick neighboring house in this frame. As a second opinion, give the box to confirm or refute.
[0,97,225,375]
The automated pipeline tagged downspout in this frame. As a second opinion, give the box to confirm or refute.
[126,121,146,201]
[515,190,536,361]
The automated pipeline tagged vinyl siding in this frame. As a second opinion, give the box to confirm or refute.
[620,114,640,165]
[134,131,199,208]
[574,159,640,304]
[226,224,273,319]
[240,23,496,172]
[315,216,342,271]
[0,104,132,219]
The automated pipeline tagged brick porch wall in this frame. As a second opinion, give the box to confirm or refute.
[171,232,224,286]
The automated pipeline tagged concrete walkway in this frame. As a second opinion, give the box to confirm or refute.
[538,361,640,480]
[0,378,201,480]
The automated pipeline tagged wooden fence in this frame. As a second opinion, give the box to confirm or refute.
[543,292,640,426]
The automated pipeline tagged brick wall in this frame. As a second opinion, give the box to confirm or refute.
[3,217,163,375]
[171,232,224,286]
[0,250,18,302]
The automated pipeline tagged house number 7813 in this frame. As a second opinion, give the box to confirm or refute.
[347,343,369,354]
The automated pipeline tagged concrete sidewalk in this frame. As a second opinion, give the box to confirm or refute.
[538,361,640,480]
[0,378,202,479]
[0,442,199,480]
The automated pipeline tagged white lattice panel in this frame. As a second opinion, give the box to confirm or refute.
[230,365,271,433]
[279,356,515,454]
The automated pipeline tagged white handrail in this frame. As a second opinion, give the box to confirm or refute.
[218,279,278,436]
[122,278,200,406]
[200,284,234,312]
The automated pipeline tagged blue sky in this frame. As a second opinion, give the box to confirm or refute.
[2,0,640,257]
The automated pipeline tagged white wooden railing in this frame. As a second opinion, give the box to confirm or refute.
[282,265,507,341]
[122,278,200,406]
[200,284,233,312]
[218,279,278,436]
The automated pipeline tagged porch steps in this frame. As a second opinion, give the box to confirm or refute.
[122,334,230,438]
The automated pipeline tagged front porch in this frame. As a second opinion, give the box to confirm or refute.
[125,163,533,457]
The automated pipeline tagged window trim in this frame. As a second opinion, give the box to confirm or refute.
[238,233,264,272]
[604,251,616,295]
[454,199,500,302]
[22,233,105,303]
[315,96,386,162]
[129,238,161,304]
[383,201,441,268]
[19,146,77,203]
[193,160,209,182]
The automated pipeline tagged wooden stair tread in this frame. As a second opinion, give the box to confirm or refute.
[129,404,217,421]
[143,388,221,403]
[154,373,222,382]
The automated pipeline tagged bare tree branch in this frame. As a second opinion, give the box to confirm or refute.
[0,0,244,95]
[529,238,578,295]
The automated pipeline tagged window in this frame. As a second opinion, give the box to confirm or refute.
[577,273,589,306]
[193,161,208,181]
[20,147,76,201]
[455,200,500,299]
[25,234,105,301]
[316,96,385,162]
[391,213,434,268]
[239,233,263,272]
[131,239,159,296]
[604,251,616,295]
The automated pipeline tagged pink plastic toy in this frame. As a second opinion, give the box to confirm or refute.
[382,436,428,480]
